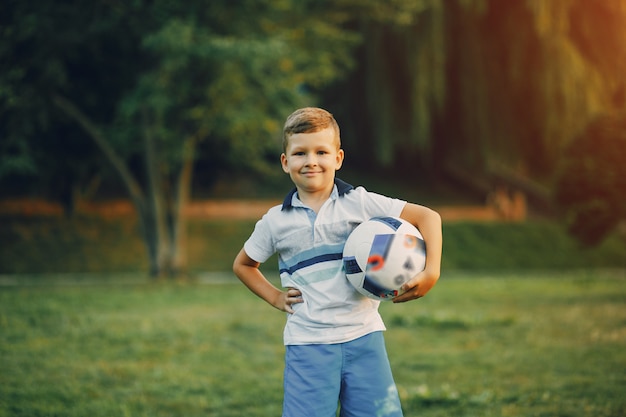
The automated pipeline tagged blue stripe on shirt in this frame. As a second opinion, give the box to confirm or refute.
[279,252,344,275]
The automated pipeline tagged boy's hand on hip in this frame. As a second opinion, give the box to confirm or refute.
[392,269,439,303]
[275,288,303,313]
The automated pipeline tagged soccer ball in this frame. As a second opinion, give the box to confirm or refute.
[343,216,426,301]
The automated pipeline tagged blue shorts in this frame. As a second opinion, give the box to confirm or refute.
[282,331,403,417]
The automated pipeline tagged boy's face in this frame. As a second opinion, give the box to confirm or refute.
[281,127,344,196]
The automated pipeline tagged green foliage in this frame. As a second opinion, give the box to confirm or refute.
[1,272,625,416]
[0,0,143,198]
[1,0,363,197]
[128,0,362,172]
[3,0,626,208]
[335,0,626,187]
[442,221,626,270]
[0,139,36,178]
[554,114,626,246]
[1,0,371,274]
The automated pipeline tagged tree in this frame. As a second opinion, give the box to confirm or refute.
[330,0,626,204]
[326,0,447,175]
[1,1,143,206]
[2,0,361,277]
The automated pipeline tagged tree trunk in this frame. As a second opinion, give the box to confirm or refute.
[52,96,145,205]
[170,136,197,277]
[53,95,163,277]
[142,109,172,278]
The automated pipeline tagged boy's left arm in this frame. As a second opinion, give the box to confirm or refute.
[394,203,442,303]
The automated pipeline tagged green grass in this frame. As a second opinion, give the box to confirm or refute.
[1,270,625,416]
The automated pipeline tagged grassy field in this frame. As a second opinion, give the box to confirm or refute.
[1,270,625,417]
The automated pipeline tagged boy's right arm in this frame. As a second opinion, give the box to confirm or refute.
[233,248,303,314]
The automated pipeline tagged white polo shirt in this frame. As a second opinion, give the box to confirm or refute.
[244,179,406,345]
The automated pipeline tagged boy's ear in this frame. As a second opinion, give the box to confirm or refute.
[280,153,289,173]
[335,149,345,170]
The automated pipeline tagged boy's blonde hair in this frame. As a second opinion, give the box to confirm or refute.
[282,107,341,152]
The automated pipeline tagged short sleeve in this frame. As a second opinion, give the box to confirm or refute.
[355,187,407,219]
[243,215,276,263]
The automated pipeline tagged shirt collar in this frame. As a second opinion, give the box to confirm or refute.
[281,178,354,211]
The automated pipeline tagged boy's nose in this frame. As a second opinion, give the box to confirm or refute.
[305,153,318,165]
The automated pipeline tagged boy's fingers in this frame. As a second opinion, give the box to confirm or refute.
[400,273,423,293]
[393,272,429,302]
[393,270,439,303]
[286,288,301,296]
[393,287,422,303]
[284,289,303,313]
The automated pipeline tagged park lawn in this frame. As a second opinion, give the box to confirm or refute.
[1,270,625,417]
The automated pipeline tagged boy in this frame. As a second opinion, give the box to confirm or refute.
[233,107,442,417]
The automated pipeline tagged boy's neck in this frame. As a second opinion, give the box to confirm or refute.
[296,184,334,213]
